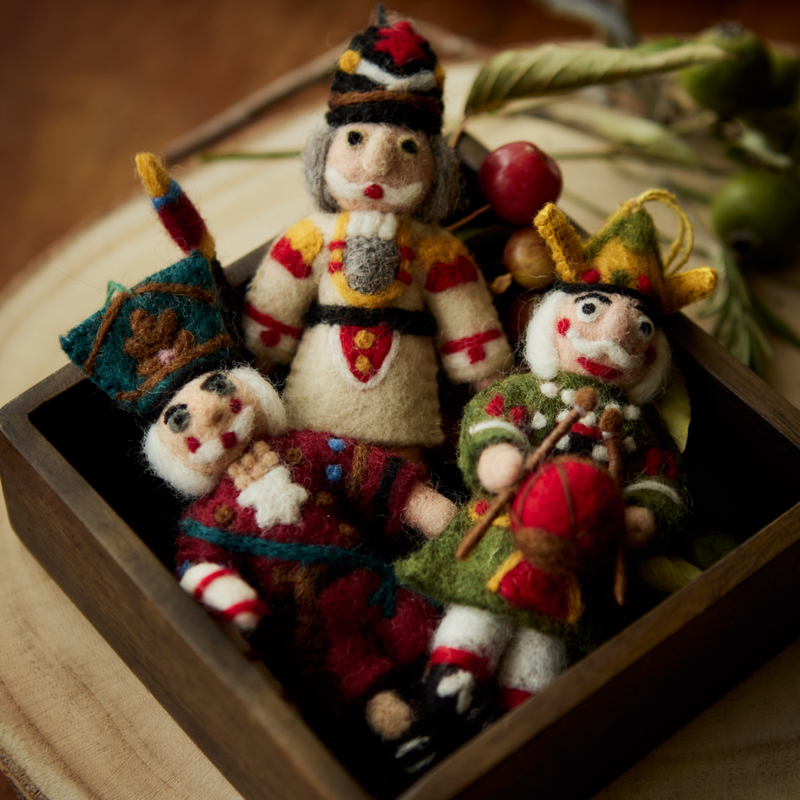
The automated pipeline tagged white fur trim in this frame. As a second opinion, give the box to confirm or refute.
[532,411,548,430]
[555,409,570,423]
[623,436,636,452]
[432,605,514,669]
[355,59,438,93]
[556,434,570,450]
[179,563,258,612]
[324,165,426,209]
[523,291,569,378]
[540,381,558,398]
[238,465,310,528]
[437,671,477,715]
[583,412,597,427]
[347,210,398,240]
[497,627,568,693]
[626,330,672,405]
[467,420,527,444]
[623,404,641,420]
[623,480,682,505]
[592,444,609,462]
[143,425,216,499]
[560,389,576,406]
[327,324,400,390]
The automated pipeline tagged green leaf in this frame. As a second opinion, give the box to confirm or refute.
[657,367,691,453]
[535,102,700,164]
[465,43,731,114]
[635,555,703,592]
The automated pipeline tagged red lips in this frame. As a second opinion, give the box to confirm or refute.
[221,432,238,449]
[364,184,384,199]
[577,357,621,381]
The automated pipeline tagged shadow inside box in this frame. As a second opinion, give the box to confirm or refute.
[23,310,800,800]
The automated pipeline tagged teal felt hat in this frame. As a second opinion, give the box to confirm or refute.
[60,252,236,417]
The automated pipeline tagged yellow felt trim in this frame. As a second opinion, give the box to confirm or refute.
[198,230,216,261]
[486,550,524,593]
[534,204,586,283]
[338,49,361,74]
[416,235,467,272]
[662,267,718,315]
[329,216,412,308]
[467,501,510,528]
[434,62,446,87]
[135,152,171,199]
[285,218,324,266]
[588,238,663,293]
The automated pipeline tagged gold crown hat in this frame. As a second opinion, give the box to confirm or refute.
[534,189,718,316]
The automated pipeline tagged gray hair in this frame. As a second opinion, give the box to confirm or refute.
[302,124,461,223]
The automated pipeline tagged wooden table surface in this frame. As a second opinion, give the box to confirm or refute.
[3,6,800,799]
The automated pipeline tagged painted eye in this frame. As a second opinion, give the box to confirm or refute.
[164,404,190,433]
[347,130,364,146]
[639,320,653,337]
[200,373,235,396]
[400,138,418,155]
[577,301,600,321]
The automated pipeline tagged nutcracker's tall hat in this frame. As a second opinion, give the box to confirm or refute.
[60,156,236,417]
[326,5,445,135]
[535,189,718,318]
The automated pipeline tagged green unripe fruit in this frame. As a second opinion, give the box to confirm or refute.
[711,170,800,269]
[767,51,800,107]
[679,25,770,116]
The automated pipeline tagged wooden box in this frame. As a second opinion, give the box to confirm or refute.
[3,239,800,800]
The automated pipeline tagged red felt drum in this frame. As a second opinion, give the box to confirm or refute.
[509,456,624,573]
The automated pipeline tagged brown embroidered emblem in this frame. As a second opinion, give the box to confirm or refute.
[123,308,195,376]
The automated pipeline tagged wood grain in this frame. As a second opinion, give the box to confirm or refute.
[3,51,800,800]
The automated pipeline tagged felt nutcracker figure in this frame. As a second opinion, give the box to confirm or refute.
[59,155,459,757]
[396,189,718,718]
[242,8,511,449]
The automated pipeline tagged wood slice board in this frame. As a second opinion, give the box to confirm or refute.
[2,61,800,799]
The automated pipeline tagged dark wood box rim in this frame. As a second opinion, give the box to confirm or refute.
[3,305,800,800]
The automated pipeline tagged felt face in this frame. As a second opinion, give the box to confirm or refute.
[324,123,434,214]
[554,292,658,392]
[154,371,268,478]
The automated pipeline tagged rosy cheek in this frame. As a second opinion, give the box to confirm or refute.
[230,398,243,414]
[557,318,571,336]
[645,346,656,365]
[186,437,201,453]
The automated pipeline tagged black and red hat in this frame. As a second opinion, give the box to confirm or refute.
[326,7,445,135]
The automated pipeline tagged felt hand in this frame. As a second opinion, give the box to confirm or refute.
[624,506,657,549]
[228,440,280,491]
[476,443,524,493]
[179,562,267,632]
[403,482,458,539]
[472,370,505,393]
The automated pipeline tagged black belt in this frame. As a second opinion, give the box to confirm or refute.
[304,304,437,336]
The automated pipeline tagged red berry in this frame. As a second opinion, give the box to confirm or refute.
[478,142,563,225]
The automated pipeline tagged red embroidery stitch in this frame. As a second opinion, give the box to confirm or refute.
[186,437,201,453]
[398,271,412,285]
[244,305,302,342]
[485,394,504,416]
[375,21,427,67]
[510,406,528,426]
[429,646,493,683]
[193,567,237,600]
[582,269,601,283]
[557,318,570,335]
[424,255,478,293]
[571,422,602,440]
[638,275,653,294]
[440,329,502,364]
[328,260,343,273]
[474,499,489,516]
[399,246,415,261]
[271,236,313,279]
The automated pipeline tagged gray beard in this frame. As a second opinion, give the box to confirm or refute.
[343,237,400,295]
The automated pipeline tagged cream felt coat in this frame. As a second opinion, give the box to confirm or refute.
[244,210,511,446]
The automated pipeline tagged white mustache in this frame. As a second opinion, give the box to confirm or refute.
[187,406,255,465]
[324,165,426,207]
[566,329,643,369]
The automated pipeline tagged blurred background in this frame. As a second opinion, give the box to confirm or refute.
[1,0,797,298]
